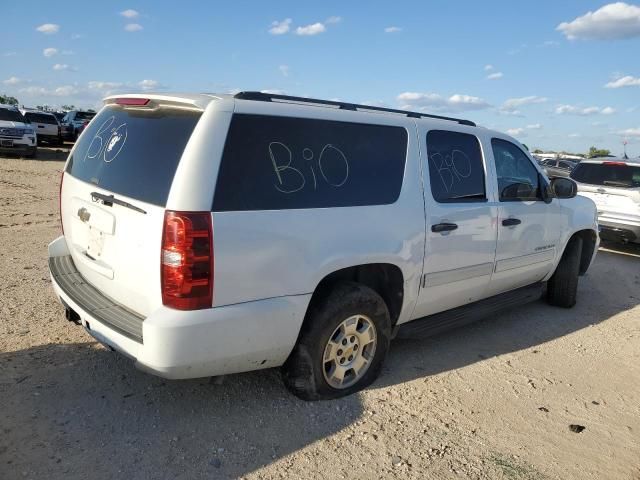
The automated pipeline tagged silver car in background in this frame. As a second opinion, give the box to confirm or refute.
[571,158,640,244]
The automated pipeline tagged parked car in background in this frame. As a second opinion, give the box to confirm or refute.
[48,91,599,400]
[571,158,640,244]
[0,104,37,157]
[20,109,63,146]
[541,158,577,178]
[61,110,96,141]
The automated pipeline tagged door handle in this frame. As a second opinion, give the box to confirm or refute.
[431,222,458,233]
[502,218,522,227]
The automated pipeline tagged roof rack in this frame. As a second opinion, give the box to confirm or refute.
[234,91,476,127]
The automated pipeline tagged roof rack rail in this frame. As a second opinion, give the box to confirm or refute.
[234,91,476,127]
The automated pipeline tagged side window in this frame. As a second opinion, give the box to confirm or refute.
[559,161,571,170]
[425,130,486,203]
[491,138,542,202]
[213,114,408,211]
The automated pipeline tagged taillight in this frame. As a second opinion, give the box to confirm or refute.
[115,97,150,106]
[603,161,627,166]
[59,171,64,234]
[161,211,213,310]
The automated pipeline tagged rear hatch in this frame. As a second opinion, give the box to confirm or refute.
[61,99,202,316]
[571,161,640,220]
[24,112,58,137]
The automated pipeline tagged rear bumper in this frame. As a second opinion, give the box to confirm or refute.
[48,236,310,379]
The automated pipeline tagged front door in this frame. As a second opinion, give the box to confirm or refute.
[486,138,561,296]
[412,128,499,319]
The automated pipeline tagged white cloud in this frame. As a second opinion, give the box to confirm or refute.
[568,133,582,138]
[53,63,74,71]
[487,72,503,80]
[557,2,640,40]
[3,76,21,85]
[384,26,402,33]
[295,22,326,36]
[555,104,616,115]
[36,23,60,34]
[19,85,78,97]
[397,91,490,113]
[279,65,290,77]
[3,51,17,57]
[506,128,526,137]
[269,18,291,35]
[124,23,143,32]
[542,40,560,47]
[605,75,640,88]
[500,96,548,113]
[88,81,123,90]
[618,127,640,137]
[53,85,78,96]
[138,79,158,91]
[325,16,342,24]
[71,34,84,40]
[526,123,543,129]
[43,47,58,57]
[120,9,139,19]
[484,64,494,71]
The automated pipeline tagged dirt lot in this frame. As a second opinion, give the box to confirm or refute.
[1,148,639,480]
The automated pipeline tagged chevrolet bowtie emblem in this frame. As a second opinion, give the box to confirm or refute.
[77,207,91,223]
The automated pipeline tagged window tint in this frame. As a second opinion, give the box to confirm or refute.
[66,105,201,206]
[75,111,96,121]
[0,108,26,123]
[541,159,554,166]
[491,138,542,201]
[558,161,573,170]
[213,114,408,211]
[426,130,486,202]
[25,112,58,125]
[571,162,640,189]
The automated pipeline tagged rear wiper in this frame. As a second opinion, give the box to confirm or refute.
[91,192,147,214]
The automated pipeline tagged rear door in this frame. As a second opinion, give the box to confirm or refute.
[413,128,498,318]
[61,102,202,316]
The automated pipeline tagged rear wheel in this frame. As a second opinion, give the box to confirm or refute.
[547,236,583,308]
[282,282,391,400]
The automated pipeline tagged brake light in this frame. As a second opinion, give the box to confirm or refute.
[115,97,150,106]
[59,171,64,234]
[603,161,627,166]
[161,211,213,310]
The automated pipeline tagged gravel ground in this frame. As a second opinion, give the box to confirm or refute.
[1,149,639,480]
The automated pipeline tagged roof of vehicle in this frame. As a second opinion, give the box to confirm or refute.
[0,103,20,110]
[21,109,57,116]
[579,157,640,164]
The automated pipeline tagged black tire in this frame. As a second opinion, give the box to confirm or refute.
[547,236,583,308]
[282,282,391,401]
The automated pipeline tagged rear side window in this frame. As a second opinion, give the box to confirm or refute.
[213,114,408,211]
[66,105,201,206]
[25,112,58,125]
[426,130,486,203]
[571,162,640,188]
[75,111,96,121]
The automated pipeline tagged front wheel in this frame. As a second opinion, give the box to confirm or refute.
[282,282,391,400]
[547,236,583,308]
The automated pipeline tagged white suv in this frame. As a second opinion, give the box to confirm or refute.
[20,109,63,146]
[0,104,37,157]
[571,158,640,244]
[48,92,599,400]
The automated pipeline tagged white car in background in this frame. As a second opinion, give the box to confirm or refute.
[571,158,640,244]
[0,104,37,158]
[20,109,63,146]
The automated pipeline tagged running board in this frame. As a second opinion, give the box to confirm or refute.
[395,283,544,340]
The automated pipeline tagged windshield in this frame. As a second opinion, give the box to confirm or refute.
[0,108,26,123]
[571,163,640,189]
[66,105,201,206]
[75,111,96,121]
[25,112,58,125]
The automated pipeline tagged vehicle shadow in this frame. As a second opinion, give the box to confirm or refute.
[0,343,362,480]
[34,145,71,162]
[2,244,637,479]
[377,241,640,388]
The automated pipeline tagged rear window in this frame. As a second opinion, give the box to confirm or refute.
[25,112,58,125]
[66,105,201,206]
[571,163,640,189]
[213,114,408,211]
[75,111,96,121]
[0,108,25,123]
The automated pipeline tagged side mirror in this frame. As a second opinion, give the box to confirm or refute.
[550,177,577,199]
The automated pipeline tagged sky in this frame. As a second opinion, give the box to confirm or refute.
[1,0,640,156]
